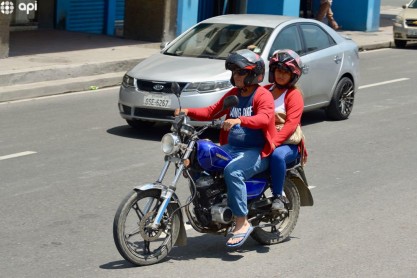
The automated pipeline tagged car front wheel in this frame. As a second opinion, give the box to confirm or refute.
[325,77,354,121]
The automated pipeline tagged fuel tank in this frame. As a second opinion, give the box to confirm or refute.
[196,139,232,172]
[196,139,267,200]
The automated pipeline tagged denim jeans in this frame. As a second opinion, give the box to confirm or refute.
[221,144,270,217]
[270,144,299,196]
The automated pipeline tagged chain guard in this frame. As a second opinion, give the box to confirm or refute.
[139,211,163,241]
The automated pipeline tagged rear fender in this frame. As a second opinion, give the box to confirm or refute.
[134,183,187,246]
[287,168,314,206]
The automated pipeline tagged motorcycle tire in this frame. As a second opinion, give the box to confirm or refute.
[251,177,301,245]
[113,189,181,266]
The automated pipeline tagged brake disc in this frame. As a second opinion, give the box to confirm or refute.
[139,211,163,241]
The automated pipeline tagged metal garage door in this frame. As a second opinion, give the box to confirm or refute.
[66,0,106,34]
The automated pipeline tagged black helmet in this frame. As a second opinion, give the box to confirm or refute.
[225,49,265,86]
[268,49,302,88]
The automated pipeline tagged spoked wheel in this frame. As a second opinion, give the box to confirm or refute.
[326,77,355,120]
[251,178,301,245]
[113,189,181,266]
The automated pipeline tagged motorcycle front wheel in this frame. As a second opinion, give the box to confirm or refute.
[251,177,301,245]
[113,189,181,266]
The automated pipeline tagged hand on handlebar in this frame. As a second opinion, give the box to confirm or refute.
[221,118,241,131]
[174,108,188,116]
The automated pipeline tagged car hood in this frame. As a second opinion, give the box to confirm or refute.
[402,8,417,19]
[127,53,231,82]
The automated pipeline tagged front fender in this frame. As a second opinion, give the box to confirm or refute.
[134,183,187,246]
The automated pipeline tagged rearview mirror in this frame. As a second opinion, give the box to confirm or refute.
[223,95,239,109]
[171,82,181,97]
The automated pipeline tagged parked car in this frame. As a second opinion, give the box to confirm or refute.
[393,0,417,48]
[118,14,359,130]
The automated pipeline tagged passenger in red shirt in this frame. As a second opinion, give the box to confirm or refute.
[264,49,307,212]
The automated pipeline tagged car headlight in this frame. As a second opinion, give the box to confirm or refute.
[122,74,135,87]
[161,133,180,155]
[394,16,404,25]
[183,80,232,94]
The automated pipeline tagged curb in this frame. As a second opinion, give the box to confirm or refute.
[359,41,394,51]
[0,72,125,102]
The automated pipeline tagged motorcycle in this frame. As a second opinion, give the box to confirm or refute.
[113,83,313,266]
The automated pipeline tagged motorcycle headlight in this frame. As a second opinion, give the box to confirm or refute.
[161,133,180,155]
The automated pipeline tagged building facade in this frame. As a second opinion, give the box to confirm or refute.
[0,0,380,58]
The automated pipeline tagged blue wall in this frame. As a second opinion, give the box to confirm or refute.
[314,0,381,32]
[247,0,300,16]
[177,0,199,36]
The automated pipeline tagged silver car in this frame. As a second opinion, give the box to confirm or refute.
[393,0,417,48]
[119,14,359,129]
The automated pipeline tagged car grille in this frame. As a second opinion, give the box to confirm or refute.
[406,19,417,27]
[134,107,175,119]
[136,80,188,94]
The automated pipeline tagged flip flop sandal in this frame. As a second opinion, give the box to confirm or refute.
[226,225,254,248]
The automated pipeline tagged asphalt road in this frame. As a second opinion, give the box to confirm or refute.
[1,47,417,278]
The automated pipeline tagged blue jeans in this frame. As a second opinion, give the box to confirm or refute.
[221,144,270,217]
[270,144,299,196]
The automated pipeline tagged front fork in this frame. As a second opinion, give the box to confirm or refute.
[149,140,196,229]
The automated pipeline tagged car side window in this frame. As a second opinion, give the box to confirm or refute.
[300,24,336,54]
[269,25,303,57]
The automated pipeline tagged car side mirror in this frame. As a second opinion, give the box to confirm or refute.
[160,42,170,50]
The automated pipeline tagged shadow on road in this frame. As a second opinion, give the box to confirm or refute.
[99,260,136,270]
[107,124,220,143]
[100,233,296,269]
[300,110,328,127]
[106,123,172,142]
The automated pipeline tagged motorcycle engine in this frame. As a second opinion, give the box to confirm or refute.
[193,174,233,226]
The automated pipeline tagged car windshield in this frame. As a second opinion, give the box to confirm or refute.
[409,0,417,8]
[164,23,273,59]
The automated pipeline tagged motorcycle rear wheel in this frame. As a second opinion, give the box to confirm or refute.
[113,189,181,266]
[251,178,301,245]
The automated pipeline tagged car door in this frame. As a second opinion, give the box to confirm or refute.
[298,23,342,108]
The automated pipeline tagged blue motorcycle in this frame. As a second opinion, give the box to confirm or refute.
[113,83,313,266]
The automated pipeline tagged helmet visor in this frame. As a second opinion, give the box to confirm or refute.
[270,63,291,73]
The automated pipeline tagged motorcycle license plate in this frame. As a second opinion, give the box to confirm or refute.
[143,94,171,108]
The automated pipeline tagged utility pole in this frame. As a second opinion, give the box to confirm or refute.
[0,13,11,58]
[162,0,178,43]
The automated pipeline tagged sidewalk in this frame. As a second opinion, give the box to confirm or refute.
[0,31,161,102]
[0,6,399,102]
[338,5,398,51]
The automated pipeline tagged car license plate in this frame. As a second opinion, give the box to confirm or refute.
[407,29,417,37]
[143,94,171,108]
